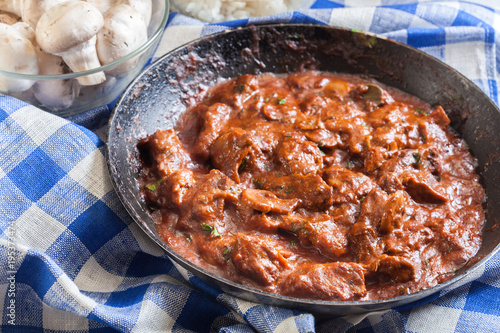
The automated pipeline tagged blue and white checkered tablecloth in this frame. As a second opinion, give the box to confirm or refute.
[1,1,500,332]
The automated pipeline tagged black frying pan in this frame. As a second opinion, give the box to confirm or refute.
[106,24,500,316]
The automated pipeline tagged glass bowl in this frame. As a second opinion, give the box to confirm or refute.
[0,0,169,118]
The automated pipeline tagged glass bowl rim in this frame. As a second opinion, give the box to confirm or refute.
[0,0,170,81]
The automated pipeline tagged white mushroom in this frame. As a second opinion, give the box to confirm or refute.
[12,21,35,44]
[36,1,105,86]
[125,0,152,27]
[87,0,152,26]
[85,0,112,13]
[22,0,67,29]
[0,22,39,93]
[96,4,148,77]
[33,49,80,110]
[0,10,20,25]
[0,0,22,17]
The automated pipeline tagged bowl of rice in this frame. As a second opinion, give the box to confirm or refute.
[170,0,314,22]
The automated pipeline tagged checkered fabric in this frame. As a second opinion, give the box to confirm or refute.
[1,1,500,332]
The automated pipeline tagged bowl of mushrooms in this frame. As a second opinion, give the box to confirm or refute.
[0,0,169,117]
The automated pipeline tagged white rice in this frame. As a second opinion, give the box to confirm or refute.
[171,0,314,23]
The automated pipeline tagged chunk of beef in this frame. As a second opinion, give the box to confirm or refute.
[369,254,417,283]
[433,214,482,268]
[279,262,366,301]
[325,120,370,154]
[177,169,238,231]
[298,94,333,118]
[261,174,333,211]
[207,74,260,110]
[138,129,191,178]
[304,128,339,148]
[210,128,266,183]
[298,219,348,259]
[277,137,324,175]
[231,233,290,286]
[294,113,322,131]
[261,90,300,122]
[198,237,236,267]
[241,189,299,214]
[356,188,389,227]
[402,173,448,204]
[323,165,375,204]
[349,188,388,263]
[370,123,422,150]
[144,169,196,208]
[426,105,450,129]
[193,102,233,160]
[379,191,406,234]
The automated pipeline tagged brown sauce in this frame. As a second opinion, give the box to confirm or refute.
[137,71,486,301]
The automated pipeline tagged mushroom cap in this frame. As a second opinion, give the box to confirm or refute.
[0,22,39,92]
[97,4,148,66]
[22,0,68,29]
[36,1,104,55]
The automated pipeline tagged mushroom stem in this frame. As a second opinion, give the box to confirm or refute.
[58,35,105,86]
[33,48,80,110]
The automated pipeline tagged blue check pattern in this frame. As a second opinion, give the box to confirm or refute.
[1,1,500,332]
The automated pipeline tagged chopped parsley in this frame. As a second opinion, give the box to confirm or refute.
[223,246,231,260]
[235,84,245,92]
[252,178,263,188]
[415,108,429,116]
[238,156,249,173]
[202,223,221,237]
[413,152,422,166]
[277,98,286,105]
[286,33,303,40]
[145,178,164,191]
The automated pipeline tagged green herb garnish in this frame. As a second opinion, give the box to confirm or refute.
[145,178,164,191]
[202,223,221,237]
[286,33,303,40]
[223,246,231,260]
[145,183,157,191]
[235,84,245,92]
[415,108,429,116]
[238,156,249,173]
[277,98,286,105]
[252,178,263,188]
[413,152,422,166]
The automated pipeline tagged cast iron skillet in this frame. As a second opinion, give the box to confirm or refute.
[107,24,500,316]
